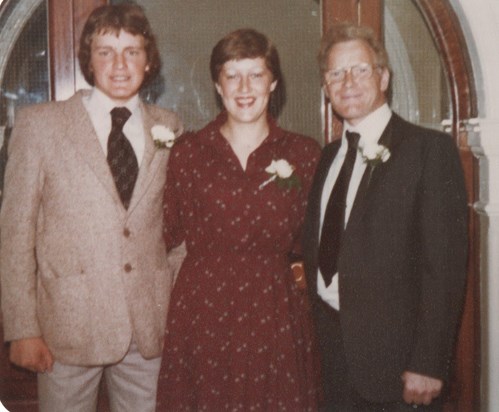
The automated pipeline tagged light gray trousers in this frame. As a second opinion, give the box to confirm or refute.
[37,341,161,412]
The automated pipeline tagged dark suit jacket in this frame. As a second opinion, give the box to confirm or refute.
[303,113,468,403]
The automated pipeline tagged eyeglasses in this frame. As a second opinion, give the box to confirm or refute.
[324,62,380,85]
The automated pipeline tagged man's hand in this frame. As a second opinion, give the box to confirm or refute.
[402,371,443,405]
[401,371,442,406]
[9,337,54,373]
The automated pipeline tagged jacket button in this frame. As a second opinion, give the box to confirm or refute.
[124,263,132,273]
[123,228,131,237]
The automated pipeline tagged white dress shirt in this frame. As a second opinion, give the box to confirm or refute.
[317,103,392,310]
[82,87,146,166]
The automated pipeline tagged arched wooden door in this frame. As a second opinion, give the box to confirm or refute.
[322,1,479,410]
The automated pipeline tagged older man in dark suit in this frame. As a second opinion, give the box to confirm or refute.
[303,23,467,411]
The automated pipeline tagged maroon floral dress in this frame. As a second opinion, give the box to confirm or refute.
[156,113,321,411]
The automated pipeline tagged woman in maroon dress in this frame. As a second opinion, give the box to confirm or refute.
[156,28,321,411]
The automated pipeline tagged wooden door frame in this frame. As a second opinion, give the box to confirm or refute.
[321,1,480,410]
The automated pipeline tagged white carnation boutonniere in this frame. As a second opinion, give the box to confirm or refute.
[358,141,391,183]
[359,141,391,168]
[151,125,176,149]
[259,159,301,190]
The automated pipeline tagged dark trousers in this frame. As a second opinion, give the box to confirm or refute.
[315,300,442,412]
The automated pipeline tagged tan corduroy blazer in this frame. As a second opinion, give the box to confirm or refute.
[0,90,186,366]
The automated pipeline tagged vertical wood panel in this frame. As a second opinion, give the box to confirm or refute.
[358,0,382,41]
[48,0,107,101]
[323,0,358,32]
[322,1,382,47]
[48,0,75,101]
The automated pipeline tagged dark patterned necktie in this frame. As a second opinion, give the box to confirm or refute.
[107,107,138,209]
[319,131,360,286]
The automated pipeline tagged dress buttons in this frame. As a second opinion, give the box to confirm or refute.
[123,228,131,237]
[124,263,132,272]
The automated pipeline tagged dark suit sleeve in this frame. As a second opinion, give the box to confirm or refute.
[407,133,468,381]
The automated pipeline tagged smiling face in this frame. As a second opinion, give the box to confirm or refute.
[215,57,277,126]
[89,29,150,105]
[324,39,390,126]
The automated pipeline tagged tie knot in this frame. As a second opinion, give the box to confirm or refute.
[345,130,360,151]
[111,107,131,128]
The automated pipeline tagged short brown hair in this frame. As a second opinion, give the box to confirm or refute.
[209,28,282,84]
[209,28,285,116]
[318,23,391,76]
[78,4,161,88]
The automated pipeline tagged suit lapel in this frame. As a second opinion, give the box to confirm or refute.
[126,102,167,213]
[346,114,401,232]
[64,91,123,207]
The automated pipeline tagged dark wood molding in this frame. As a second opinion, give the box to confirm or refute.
[322,0,382,36]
